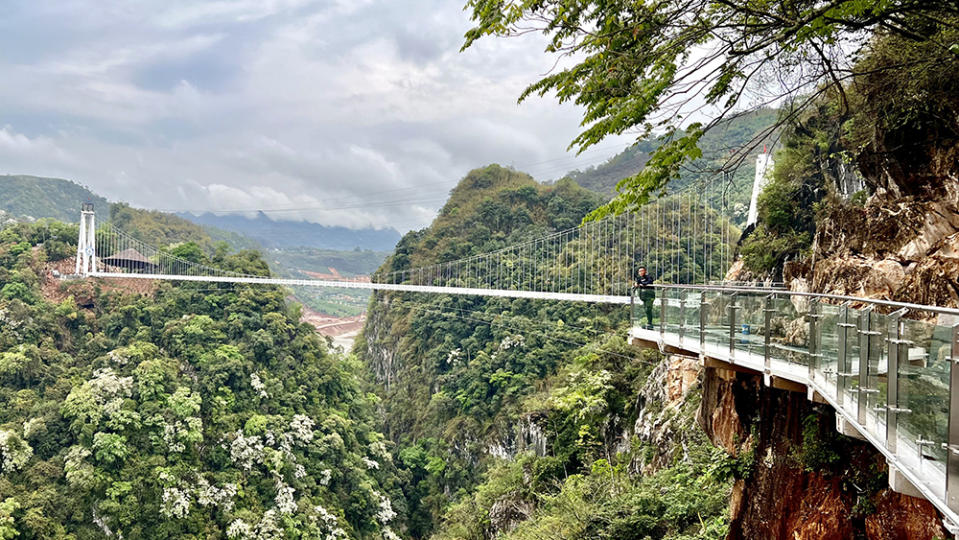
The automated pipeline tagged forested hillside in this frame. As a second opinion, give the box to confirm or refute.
[565,109,779,224]
[0,219,405,538]
[0,175,109,223]
[0,174,382,318]
[110,203,259,254]
[359,165,736,538]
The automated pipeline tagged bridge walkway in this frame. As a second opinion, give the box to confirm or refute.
[629,285,959,531]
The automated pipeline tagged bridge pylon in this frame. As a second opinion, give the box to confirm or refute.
[75,203,96,276]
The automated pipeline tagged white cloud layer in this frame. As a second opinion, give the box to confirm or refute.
[0,0,633,232]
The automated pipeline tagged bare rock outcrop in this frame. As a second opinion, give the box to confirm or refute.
[632,354,705,472]
[699,367,947,540]
[808,181,959,309]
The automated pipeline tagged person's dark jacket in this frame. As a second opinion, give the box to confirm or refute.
[635,274,655,300]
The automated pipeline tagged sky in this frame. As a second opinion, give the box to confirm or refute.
[0,0,635,232]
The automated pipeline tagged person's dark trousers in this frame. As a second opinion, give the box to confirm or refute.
[640,291,655,328]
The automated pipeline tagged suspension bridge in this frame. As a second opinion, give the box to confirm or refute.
[68,194,959,531]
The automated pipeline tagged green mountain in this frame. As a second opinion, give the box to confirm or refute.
[181,212,401,252]
[109,203,259,253]
[0,176,259,253]
[358,164,735,538]
[0,172,384,317]
[565,108,780,224]
[0,175,109,223]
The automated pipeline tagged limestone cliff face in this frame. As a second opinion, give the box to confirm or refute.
[795,180,959,310]
[785,117,959,310]
[630,355,702,472]
[699,367,948,540]
[361,292,403,388]
[712,115,959,538]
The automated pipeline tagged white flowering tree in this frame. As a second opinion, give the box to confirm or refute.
[0,223,407,539]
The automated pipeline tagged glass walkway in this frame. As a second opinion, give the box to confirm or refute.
[630,284,959,531]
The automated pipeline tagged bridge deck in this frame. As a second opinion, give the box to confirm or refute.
[88,272,633,304]
[630,288,959,532]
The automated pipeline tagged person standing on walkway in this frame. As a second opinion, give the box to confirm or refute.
[635,266,655,329]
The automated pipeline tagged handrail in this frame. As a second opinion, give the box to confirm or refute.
[631,284,959,531]
[649,283,959,316]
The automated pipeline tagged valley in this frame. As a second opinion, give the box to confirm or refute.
[0,2,957,538]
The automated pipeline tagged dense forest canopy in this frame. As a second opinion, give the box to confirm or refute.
[0,1,954,538]
[0,219,406,538]
[0,176,109,224]
[360,165,737,538]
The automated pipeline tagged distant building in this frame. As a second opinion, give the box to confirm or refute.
[102,248,158,273]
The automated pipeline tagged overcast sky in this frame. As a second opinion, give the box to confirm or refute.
[0,0,637,232]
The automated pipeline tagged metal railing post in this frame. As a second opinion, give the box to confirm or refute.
[763,295,773,386]
[728,293,738,359]
[808,299,821,384]
[947,324,959,514]
[836,302,855,406]
[700,291,707,350]
[660,292,667,335]
[885,308,910,453]
[678,295,686,342]
[858,307,877,425]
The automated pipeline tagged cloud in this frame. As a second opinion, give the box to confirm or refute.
[0,0,633,233]
[0,127,76,173]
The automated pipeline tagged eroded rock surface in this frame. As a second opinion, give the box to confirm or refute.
[699,367,947,540]
[808,178,959,309]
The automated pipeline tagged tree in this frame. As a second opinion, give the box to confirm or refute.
[167,242,207,265]
[462,0,959,217]
[0,498,18,540]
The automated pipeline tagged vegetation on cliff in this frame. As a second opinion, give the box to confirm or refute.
[463,0,959,219]
[0,219,404,538]
[567,108,779,226]
[741,14,959,280]
[360,164,737,538]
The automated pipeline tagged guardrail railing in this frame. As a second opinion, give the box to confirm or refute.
[631,284,959,529]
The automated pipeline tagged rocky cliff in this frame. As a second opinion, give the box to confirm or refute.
[794,177,959,311]
[699,366,948,539]
[715,185,958,537]
[716,174,958,538]
[713,26,959,536]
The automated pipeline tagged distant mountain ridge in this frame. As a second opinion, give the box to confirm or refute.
[0,173,401,252]
[0,174,109,223]
[180,212,402,251]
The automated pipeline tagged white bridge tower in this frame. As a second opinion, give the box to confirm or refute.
[75,203,96,276]
[746,152,773,228]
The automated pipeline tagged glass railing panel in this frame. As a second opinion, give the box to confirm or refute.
[896,317,951,498]
[631,289,642,330]
[843,309,862,419]
[702,290,728,355]
[864,311,889,437]
[682,290,702,345]
[734,292,766,362]
[818,303,842,398]
[663,288,684,334]
[632,288,658,331]
[767,294,808,370]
